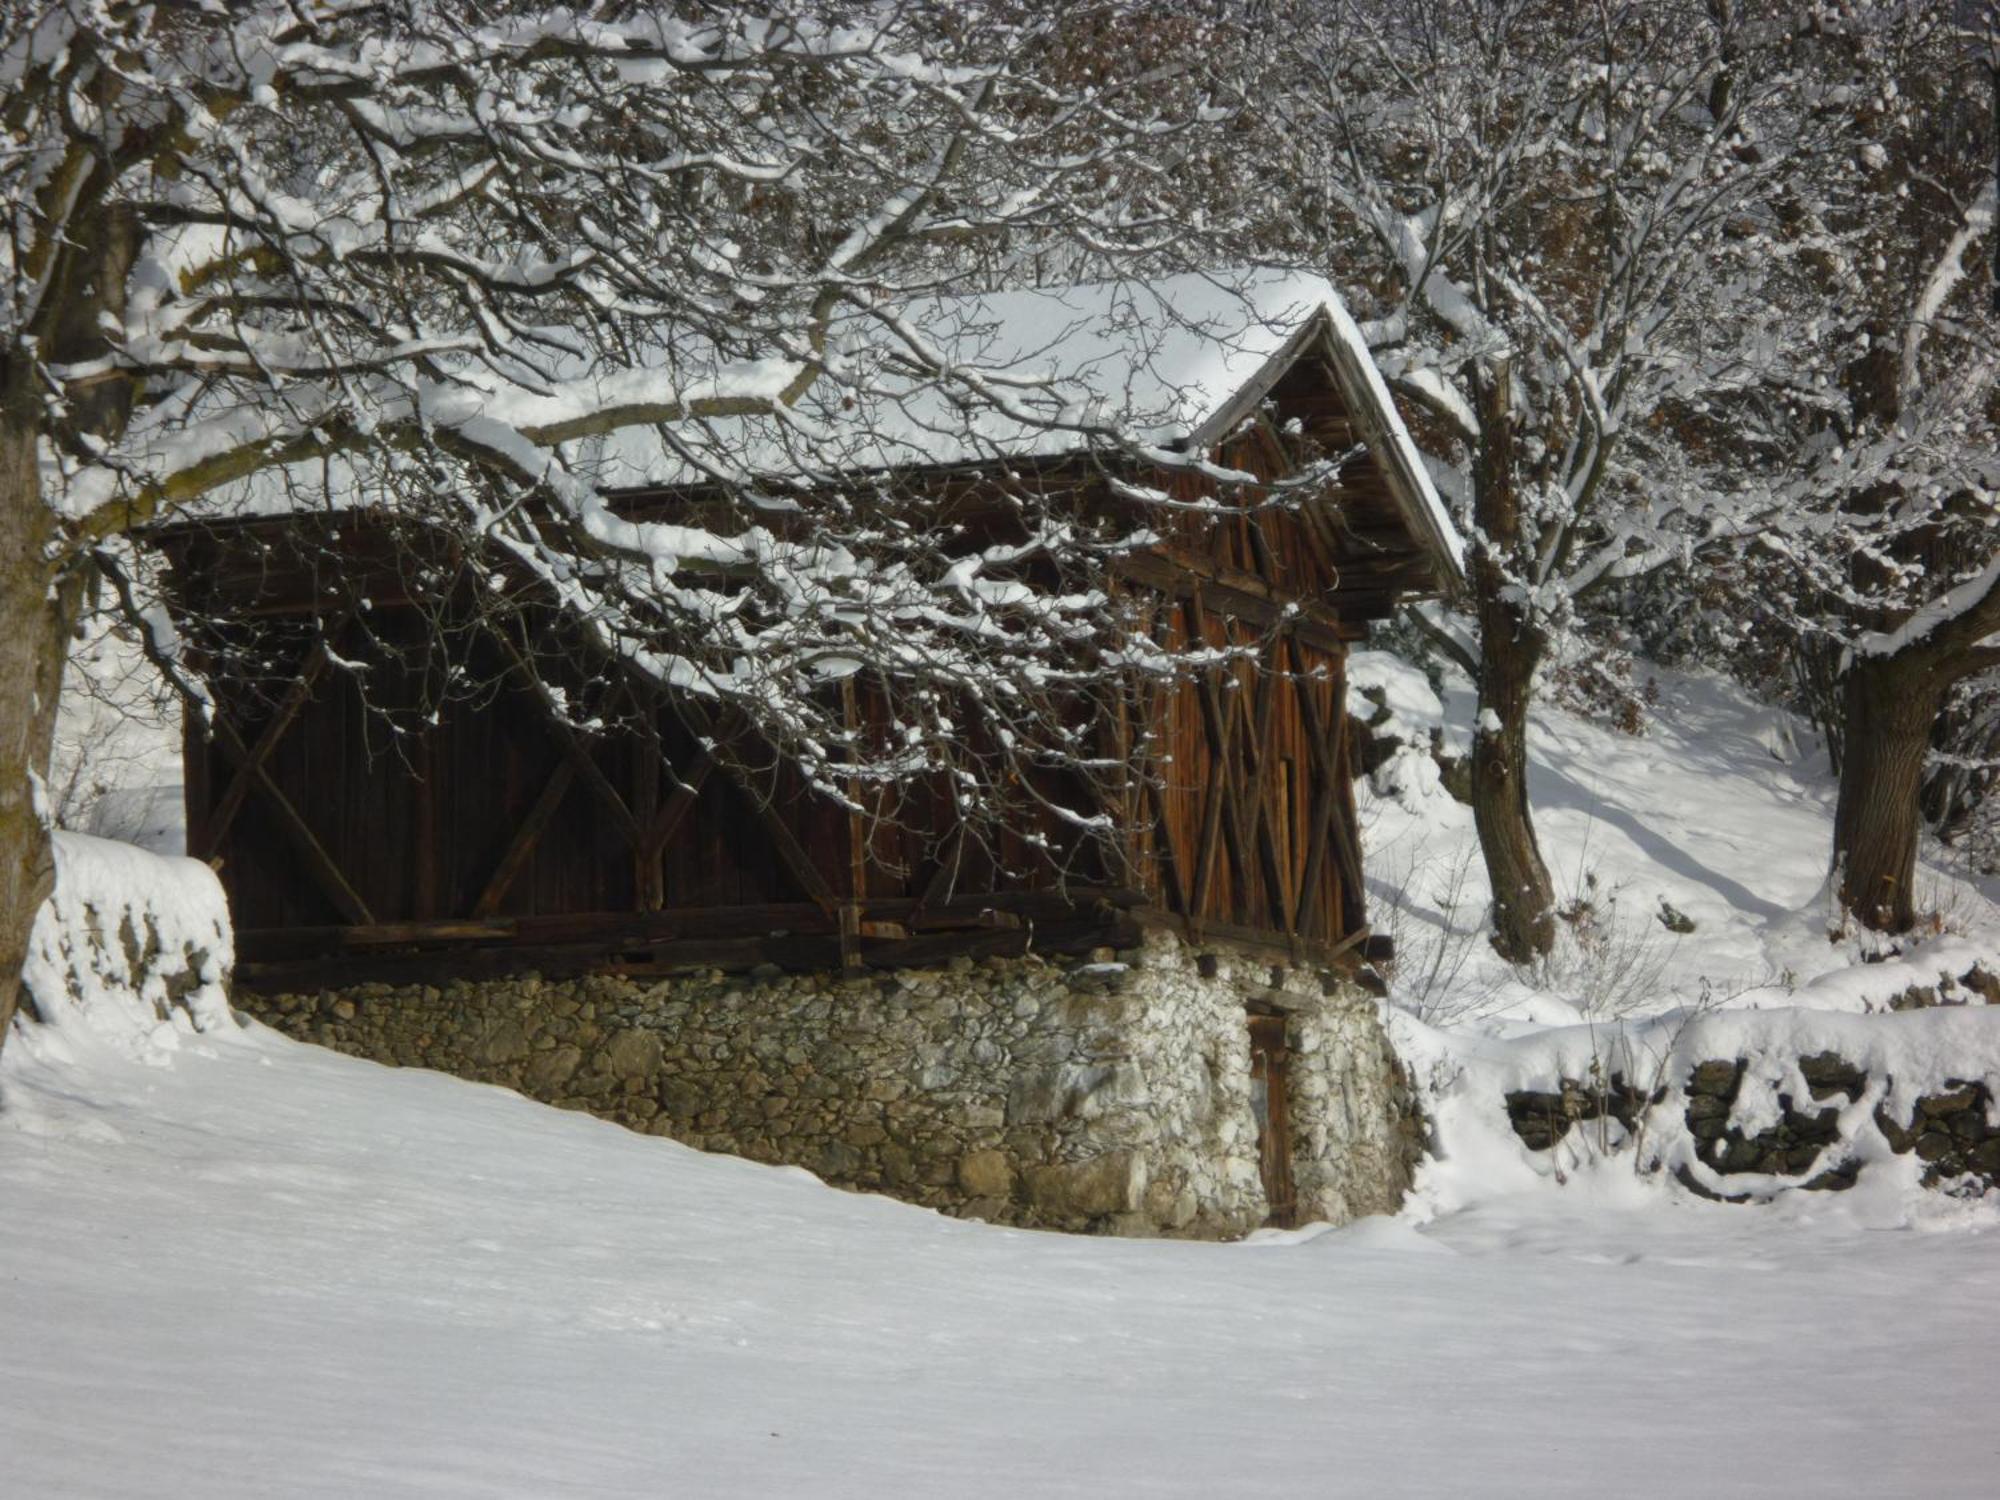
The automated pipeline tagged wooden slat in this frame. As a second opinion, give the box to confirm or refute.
[676,699,842,914]
[1111,551,1360,649]
[1195,668,1258,920]
[1232,638,1297,936]
[915,821,968,911]
[1285,633,1351,942]
[638,753,715,860]
[413,730,439,920]
[1186,600,1234,926]
[491,623,643,845]
[1330,657,1368,937]
[198,637,336,856]
[632,720,663,911]
[1294,775,1336,941]
[208,714,376,926]
[471,758,576,918]
[1144,774,1189,916]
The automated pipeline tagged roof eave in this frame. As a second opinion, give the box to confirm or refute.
[1305,312,1466,592]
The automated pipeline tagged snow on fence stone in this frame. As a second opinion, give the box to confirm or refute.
[12,832,235,1058]
[1388,939,2000,1208]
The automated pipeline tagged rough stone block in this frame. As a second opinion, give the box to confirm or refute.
[1006,1069,1069,1124]
[1687,1060,1742,1097]
[522,1044,583,1094]
[957,1149,1016,1199]
[475,1020,532,1066]
[1024,1152,1147,1219]
[600,1027,663,1081]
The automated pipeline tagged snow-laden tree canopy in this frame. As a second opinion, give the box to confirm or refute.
[3,0,1279,809]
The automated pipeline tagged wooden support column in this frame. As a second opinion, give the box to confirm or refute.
[632,719,664,911]
[839,678,867,972]
[412,729,439,920]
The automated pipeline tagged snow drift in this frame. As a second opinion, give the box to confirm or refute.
[10,831,235,1065]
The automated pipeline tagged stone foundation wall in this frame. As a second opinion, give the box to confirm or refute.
[243,933,1421,1236]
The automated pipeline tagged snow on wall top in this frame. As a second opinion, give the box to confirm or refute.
[12,832,236,1064]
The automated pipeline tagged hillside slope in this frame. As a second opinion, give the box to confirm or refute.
[1356,659,2000,1019]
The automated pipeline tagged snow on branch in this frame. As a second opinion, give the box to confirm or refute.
[6,0,1277,820]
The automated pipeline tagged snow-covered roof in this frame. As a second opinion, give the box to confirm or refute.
[568,267,1465,576]
[172,267,1462,584]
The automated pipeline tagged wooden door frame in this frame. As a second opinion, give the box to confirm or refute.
[1247,1009,1297,1228]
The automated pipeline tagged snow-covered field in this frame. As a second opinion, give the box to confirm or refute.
[4,668,1998,1497]
[5,1017,1998,1498]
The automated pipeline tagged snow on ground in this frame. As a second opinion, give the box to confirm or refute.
[3,665,1999,1496]
[1356,658,2000,1022]
[4,1019,1998,1499]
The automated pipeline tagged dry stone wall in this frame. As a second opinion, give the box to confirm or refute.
[18,832,235,1041]
[243,932,1420,1237]
[1506,1050,2000,1199]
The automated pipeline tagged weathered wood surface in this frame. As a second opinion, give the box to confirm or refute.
[161,339,1439,982]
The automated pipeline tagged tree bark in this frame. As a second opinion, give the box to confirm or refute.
[0,409,86,1047]
[1467,359,1557,963]
[1832,653,1946,934]
[0,193,136,1052]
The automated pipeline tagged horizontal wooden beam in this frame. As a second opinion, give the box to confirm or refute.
[235,887,1151,960]
[234,914,1145,992]
[1129,907,1372,973]
[1111,552,1361,649]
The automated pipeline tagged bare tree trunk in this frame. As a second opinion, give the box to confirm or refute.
[0,202,136,1051]
[1468,359,1557,963]
[1833,654,1945,934]
[0,410,84,1049]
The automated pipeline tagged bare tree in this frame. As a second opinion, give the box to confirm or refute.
[0,1,1248,1045]
[1713,2,1998,933]
[1267,0,1826,959]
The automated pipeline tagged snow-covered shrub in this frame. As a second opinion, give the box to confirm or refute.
[1527,872,1688,1020]
[1369,838,1494,1025]
[1543,637,1656,738]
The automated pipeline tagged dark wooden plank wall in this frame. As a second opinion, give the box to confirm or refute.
[171,342,1432,966]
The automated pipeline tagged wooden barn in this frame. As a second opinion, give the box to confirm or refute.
[157,271,1462,998]
[155,271,1462,1235]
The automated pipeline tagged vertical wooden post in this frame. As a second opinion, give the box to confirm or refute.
[412,727,438,920]
[633,716,663,911]
[840,677,866,970]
